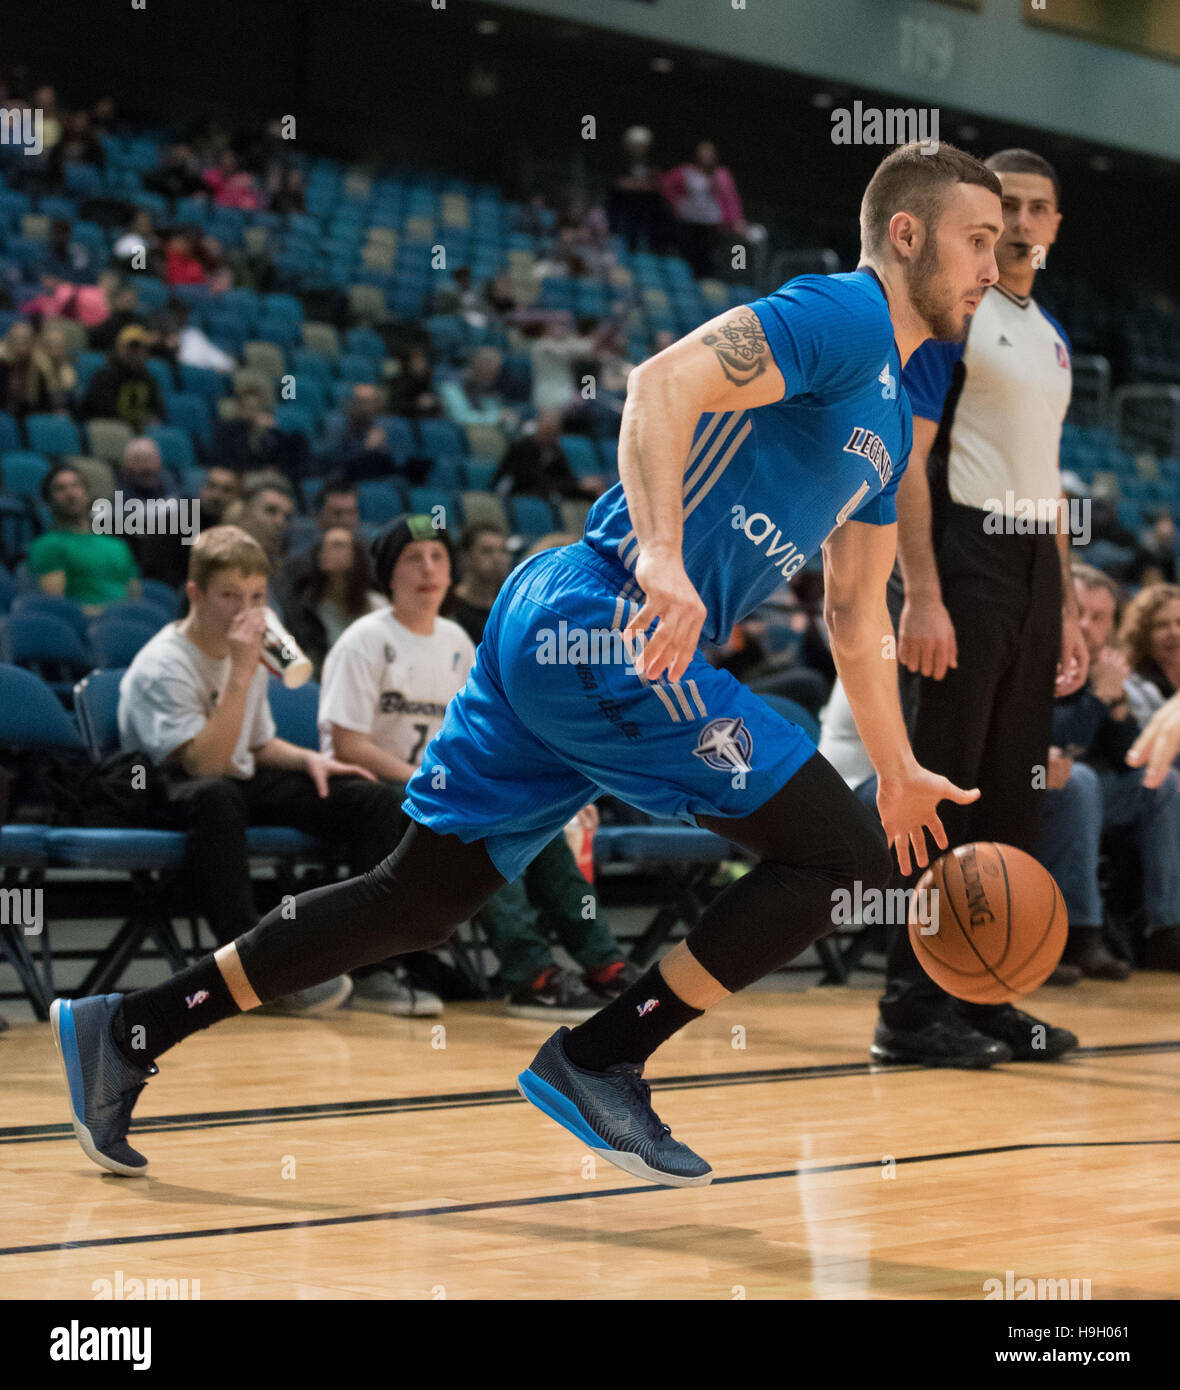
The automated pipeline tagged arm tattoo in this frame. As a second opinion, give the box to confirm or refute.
[701,310,769,387]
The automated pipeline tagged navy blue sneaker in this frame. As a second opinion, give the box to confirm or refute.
[517,1027,712,1188]
[50,995,156,1176]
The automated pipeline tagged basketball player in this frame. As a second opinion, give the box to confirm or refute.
[52,143,998,1188]
[872,149,1085,1067]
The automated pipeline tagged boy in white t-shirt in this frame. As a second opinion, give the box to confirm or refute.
[320,514,636,1019]
[118,525,408,1014]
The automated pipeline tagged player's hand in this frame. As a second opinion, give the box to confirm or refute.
[1127,692,1180,788]
[898,595,957,680]
[626,547,706,684]
[1055,614,1089,696]
[227,607,267,676]
[876,763,981,877]
[304,752,377,798]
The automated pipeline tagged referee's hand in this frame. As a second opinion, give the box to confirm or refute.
[626,548,707,684]
[898,595,958,680]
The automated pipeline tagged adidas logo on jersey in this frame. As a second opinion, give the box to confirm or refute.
[998,335,1012,346]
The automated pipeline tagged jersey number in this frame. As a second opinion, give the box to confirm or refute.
[409,723,430,762]
[836,481,871,527]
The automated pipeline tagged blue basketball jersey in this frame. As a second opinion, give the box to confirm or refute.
[582,268,914,645]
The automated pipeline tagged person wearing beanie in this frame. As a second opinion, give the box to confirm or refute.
[316,515,637,1018]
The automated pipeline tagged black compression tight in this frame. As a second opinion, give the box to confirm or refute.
[687,751,893,993]
[233,751,892,1004]
[235,823,507,1001]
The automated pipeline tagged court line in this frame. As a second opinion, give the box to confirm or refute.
[2,1137,1178,1259]
[5,1039,1179,1146]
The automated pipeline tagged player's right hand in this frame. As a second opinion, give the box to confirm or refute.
[876,763,980,877]
[898,595,958,680]
[626,548,707,684]
[227,607,267,673]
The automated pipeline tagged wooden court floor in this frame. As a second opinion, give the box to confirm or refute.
[2,977,1179,1300]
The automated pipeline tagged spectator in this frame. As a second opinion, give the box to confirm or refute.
[164,233,208,287]
[492,409,598,500]
[203,150,263,211]
[317,383,400,481]
[143,143,207,202]
[28,463,140,615]
[213,386,307,476]
[197,464,242,527]
[1121,583,1180,744]
[23,272,109,327]
[49,110,105,177]
[0,320,53,417]
[607,125,672,254]
[152,298,236,376]
[37,323,78,412]
[197,234,234,293]
[45,219,91,282]
[119,436,180,504]
[279,474,361,593]
[279,527,387,679]
[118,438,190,590]
[513,314,595,415]
[437,348,516,430]
[32,85,62,151]
[230,475,295,565]
[89,282,145,353]
[450,523,511,645]
[315,475,360,534]
[116,525,407,1014]
[226,474,296,617]
[79,325,167,433]
[429,264,492,328]
[1129,511,1179,588]
[387,344,442,419]
[113,210,162,271]
[1038,565,1149,978]
[660,140,748,279]
[318,514,630,1017]
[268,167,306,214]
[553,193,614,278]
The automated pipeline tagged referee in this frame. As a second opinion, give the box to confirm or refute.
[873,149,1088,1067]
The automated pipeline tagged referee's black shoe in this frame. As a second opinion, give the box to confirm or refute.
[871,1015,1011,1068]
[956,1002,1078,1061]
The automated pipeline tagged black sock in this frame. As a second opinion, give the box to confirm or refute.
[113,955,241,1068]
[563,962,703,1071]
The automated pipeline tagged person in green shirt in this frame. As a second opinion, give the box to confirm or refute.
[28,463,141,615]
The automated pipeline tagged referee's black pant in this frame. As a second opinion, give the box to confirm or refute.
[879,501,1062,1028]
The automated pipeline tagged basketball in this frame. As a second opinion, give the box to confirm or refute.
[908,843,1068,1005]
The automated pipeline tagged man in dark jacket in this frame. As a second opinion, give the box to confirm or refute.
[492,409,598,500]
[1039,563,1180,975]
[80,326,167,433]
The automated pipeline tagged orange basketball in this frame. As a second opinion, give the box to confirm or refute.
[907,842,1067,1005]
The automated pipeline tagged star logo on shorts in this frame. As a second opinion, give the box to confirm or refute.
[692,716,754,775]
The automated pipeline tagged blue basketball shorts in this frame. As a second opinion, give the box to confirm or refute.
[402,541,817,881]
